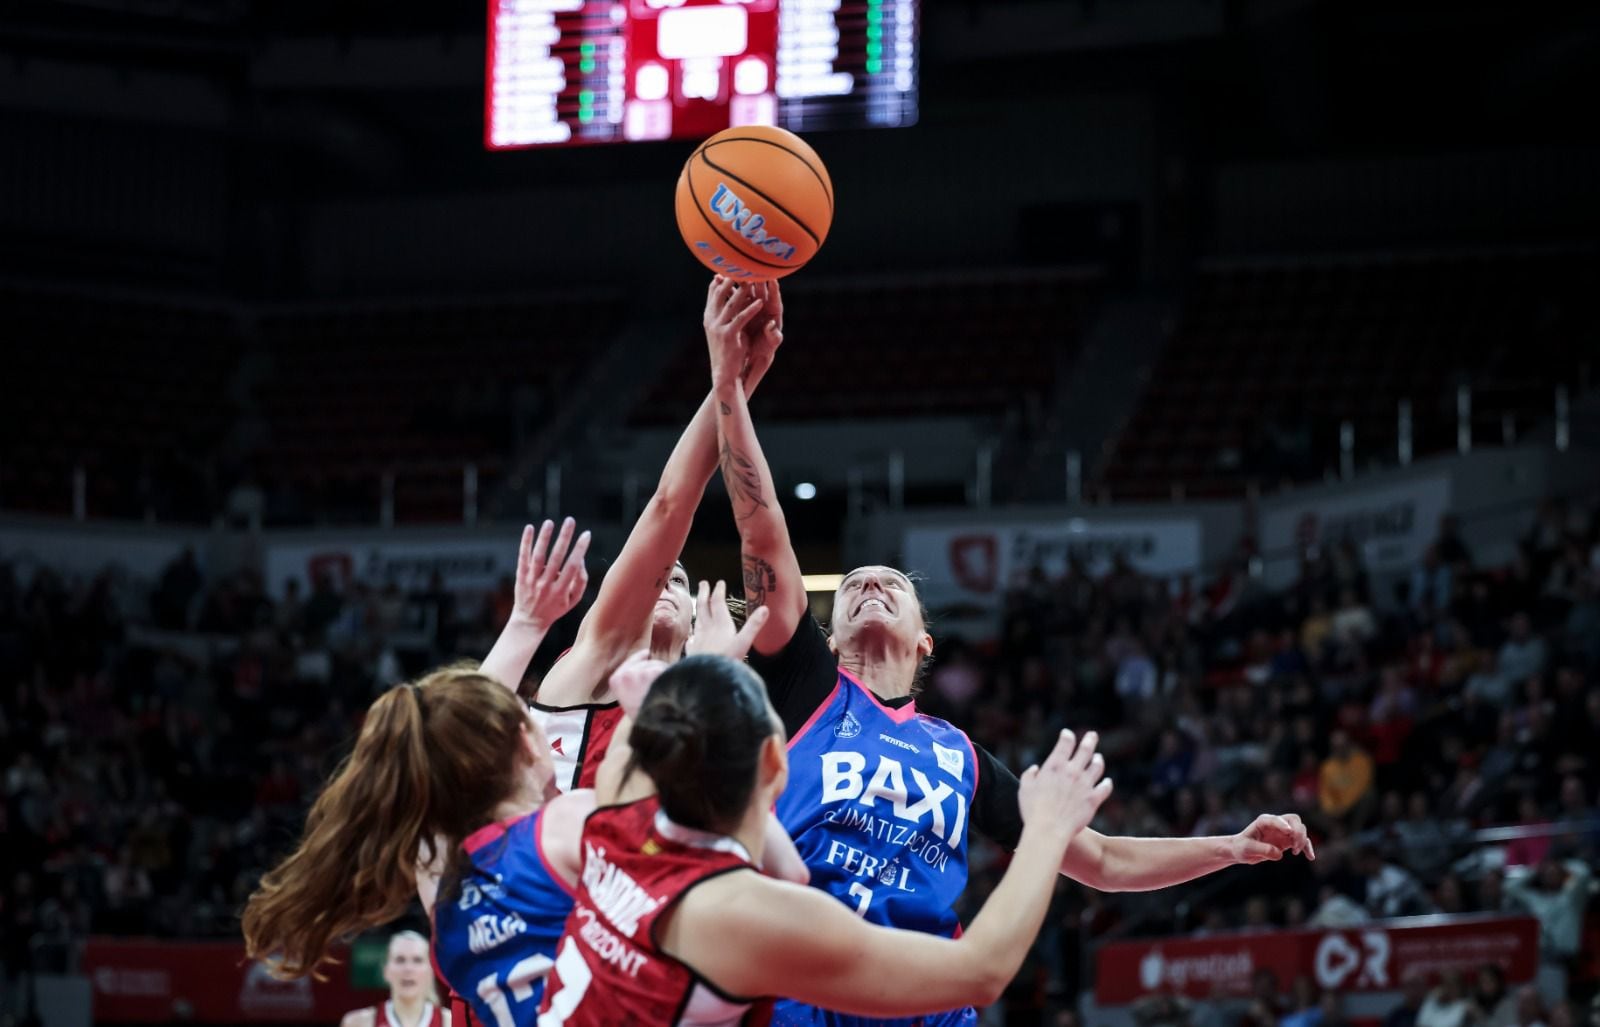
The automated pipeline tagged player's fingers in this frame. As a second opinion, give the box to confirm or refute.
[528,518,555,577]
[712,579,727,609]
[516,523,535,577]
[694,580,711,618]
[1240,840,1283,863]
[729,605,770,657]
[1072,730,1100,769]
[729,296,765,332]
[541,517,576,583]
[554,529,590,592]
[1045,729,1076,769]
[1092,778,1114,803]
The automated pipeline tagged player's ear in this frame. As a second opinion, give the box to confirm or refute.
[826,634,838,656]
[760,733,788,796]
[917,632,933,660]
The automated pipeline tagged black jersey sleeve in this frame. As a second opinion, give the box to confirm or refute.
[746,613,841,737]
[970,742,1025,851]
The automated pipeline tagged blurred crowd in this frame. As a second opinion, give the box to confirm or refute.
[3,496,1600,1027]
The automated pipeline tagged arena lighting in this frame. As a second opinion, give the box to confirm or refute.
[794,481,818,500]
[801,573,844,592]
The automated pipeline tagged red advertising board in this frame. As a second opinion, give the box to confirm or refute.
[1096,915,1538,1005]
[83,938,387,1023]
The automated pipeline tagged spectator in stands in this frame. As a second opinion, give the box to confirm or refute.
[1473,964,1516,1027]
[1395,791,1458,881]
[1469,613,1548,707]
[1309,884,1370,927]
[1505,859,1592,1003]
[1384,970,1431,1027]
[1242,968,1288,1027]
[1504,793,1554,869]
[154,547,203,630]
[1418,971,1474,1027]
[1511,986,1548,1027]
[1320,730,1376,828]
[1411,545,1454,613]
[1358,845,1430,918]
[1555,776,1600,861]
[1280,976,1323,1027]
[1331,587,1377,645]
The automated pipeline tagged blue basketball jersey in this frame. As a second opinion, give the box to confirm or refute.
[774,671,981,1027]
[431,812,574,1027]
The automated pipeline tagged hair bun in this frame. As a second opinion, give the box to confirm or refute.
[630,698,704,778]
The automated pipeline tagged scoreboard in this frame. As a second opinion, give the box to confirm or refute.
[486,0,918,150]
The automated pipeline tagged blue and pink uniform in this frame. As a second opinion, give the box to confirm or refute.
[753,616,1027,1027]
[431,811,575,1027]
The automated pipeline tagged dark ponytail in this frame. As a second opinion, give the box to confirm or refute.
[627,654,777,833]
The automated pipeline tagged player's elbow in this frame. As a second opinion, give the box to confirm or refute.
[644,486,694,525]
[971,965,1012,1008]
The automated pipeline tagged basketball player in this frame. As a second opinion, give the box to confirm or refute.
[241,596,783,1024]
[537,653,1112,1025]
[510,279,781,793]
[701,274,1316,1026]
[340,931,449,1027]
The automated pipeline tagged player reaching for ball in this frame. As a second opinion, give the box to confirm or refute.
[702,274,1317,1026]
[501,279,783,795]
[240,570,786,1027]
[538,653,1112,1026]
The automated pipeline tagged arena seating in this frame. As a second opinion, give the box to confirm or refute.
[628,268,1104,425]
[1101,248,1598,499]
[0,285,236,521]
[253,296,621,524]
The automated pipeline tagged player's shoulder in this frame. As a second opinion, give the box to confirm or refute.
[341,1007,377,1027]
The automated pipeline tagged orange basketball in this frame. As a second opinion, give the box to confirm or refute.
[675,125,834,281]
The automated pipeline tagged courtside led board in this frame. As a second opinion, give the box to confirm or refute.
[486,0,917,150]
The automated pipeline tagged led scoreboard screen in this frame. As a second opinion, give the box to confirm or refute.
[486,0,917,149]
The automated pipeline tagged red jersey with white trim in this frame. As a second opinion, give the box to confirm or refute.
[529,701,623,793]
[371,1002,445,1027]
[538,798,771,1027]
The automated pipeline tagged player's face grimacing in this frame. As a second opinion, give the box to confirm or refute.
[830,565,933,659]
[652,562,695,652]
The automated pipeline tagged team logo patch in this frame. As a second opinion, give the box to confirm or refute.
[835,712,862,739]
[932,742,965,782]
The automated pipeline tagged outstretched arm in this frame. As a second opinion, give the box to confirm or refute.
[540,283,782,704]
[1060,815,1314,892]
[705,278,809,655]
[669,730,1111,1014]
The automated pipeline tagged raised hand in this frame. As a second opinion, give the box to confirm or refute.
[704,276,766,388]
[1231,813,1315,864]
[746,280,784,374]
[685,580,772,660]
[511,517,591,632]
[1019,729,1113,844]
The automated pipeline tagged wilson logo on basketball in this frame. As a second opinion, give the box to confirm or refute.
[706,183,798,262]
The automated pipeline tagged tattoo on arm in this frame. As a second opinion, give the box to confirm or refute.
[652,565,673,590]
[719,441,769,520]
[742,553,778,611]
[719,401,731,415]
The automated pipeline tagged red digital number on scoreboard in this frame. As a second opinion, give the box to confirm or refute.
[486,0,917,150]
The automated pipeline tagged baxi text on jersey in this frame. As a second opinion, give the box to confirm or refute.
[819,752,968,848]
[706,183,798,262]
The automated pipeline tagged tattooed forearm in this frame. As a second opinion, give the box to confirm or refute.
[742,553,778,611]
[719,441,769,520]
[719,400,731,415]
